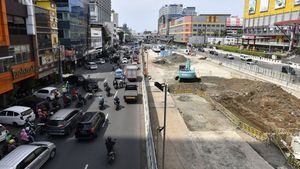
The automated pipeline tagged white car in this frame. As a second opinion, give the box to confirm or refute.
[0,106,36,126]
[0,124,7,142]
[122,58,129,64]
[85,62,98,70]
[100,58,105,64]
[33,87,60,101]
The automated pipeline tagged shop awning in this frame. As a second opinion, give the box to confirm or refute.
[274,20,300,26]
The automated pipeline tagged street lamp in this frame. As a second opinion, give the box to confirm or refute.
[154,81,168,169]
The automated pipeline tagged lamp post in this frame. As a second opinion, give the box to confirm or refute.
[154,81,167,169]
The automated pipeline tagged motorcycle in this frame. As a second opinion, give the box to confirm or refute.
[105,86,111,97]
[76,99,85,108]
[114,99,120,110]
[113,83,118,89]
[99,100,104,110]
[63,94,72,107]
[108,151,116,164]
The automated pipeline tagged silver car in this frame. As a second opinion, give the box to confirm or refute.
[0,141,56,169]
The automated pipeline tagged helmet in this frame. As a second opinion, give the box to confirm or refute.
[8,139,15,144]
[99,94,102,97]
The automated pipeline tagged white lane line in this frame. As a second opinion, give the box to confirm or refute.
[65,136,76,142]
[84,164,89,169]
[102,113,109,127]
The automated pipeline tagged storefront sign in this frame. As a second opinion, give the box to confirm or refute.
[248,0,257,14]
[260,0,269,12]
[275,0,285,9]
[11,62,36,82]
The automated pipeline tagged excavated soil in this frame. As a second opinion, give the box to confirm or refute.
[203,76,300,132]
[171,77,300,133]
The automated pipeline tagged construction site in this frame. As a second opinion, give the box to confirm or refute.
[144,49,300,169]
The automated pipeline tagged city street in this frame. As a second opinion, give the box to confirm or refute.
[37,62,146,169]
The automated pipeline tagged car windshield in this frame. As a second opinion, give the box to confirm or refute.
[77,123,91,130]
[125,85,137,90]
[21,109,32,116]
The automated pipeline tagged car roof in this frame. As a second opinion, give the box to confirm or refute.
[50,108,79,120]
[0,144,39,167]
[88,62,96,64]
[3,106,31,113]
[40,87,57,91]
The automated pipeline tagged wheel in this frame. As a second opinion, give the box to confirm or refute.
[49,149,56,159]
[12,122,18,127]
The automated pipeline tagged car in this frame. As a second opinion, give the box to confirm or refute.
[64,74,85,86]
[209,50,218,56]
[282,66,296,75]
[85,62,98,70]
[0,141,56,169]
[198,47,205,52]
[0,124,7,142]
[122,58,129,64]
[240,55,252,61]
[83,79,99,92]
[0,106,36,126]
[17,96,51,115]
[46,108,83,135]
[224,54,234,60]
[100,58,106,64]
[124,83,138,103]
[33,87,60,101]
[75,111,106,139]
[247,61,256,65]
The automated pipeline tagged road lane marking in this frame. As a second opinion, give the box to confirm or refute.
[103,113,109,127]
[84,164,89,169]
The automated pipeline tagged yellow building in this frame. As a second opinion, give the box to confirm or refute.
[243,0,300,51]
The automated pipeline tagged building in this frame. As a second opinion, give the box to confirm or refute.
[0,0,36,108]
[243,0,300,51]
[55,0,88,73]
[168,14,230,43]
[34,0,60,84]
[158,4,184,36]
[183,7,197,16]
[111,10,119,27]
[226,16,243,36]
[89,0,111,25]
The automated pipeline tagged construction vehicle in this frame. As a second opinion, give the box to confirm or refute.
[175,59,200,82]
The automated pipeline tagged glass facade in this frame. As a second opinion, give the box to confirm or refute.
[56,0,88,58]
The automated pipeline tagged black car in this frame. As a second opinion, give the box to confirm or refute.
[209,50,218,55]
[17,96,51,115]
[64,74,86,86]
[198,48,205,52]
[75,111,105,139]
[282,66,296,75]
[83,79,99,92]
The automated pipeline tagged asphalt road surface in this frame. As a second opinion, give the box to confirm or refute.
[41,62,145,169]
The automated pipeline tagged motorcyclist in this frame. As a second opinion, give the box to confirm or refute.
[63,93,71,107]
[20,129,29,144]
[71,87,78,100]
[113,79,118,89]
[103,81,108,88]
[25,127,35,142]
[99,94,104,106]
[105,137,116,155]
[105,85,111,96]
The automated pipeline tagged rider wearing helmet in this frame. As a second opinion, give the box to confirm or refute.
[105,137,116,154]
[99,94,104,104]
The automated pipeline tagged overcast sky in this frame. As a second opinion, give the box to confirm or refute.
[112,0,245,32]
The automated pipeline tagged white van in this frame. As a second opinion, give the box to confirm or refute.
[0,106,36,126]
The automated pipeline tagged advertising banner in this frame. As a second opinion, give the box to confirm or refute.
[275,0,286,9]
[248,0,257,14]
[260,0,269,12]
[295,0,300,5]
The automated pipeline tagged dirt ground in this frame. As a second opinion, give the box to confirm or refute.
[146,49,292,169]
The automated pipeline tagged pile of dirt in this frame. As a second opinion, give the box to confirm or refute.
[202,77,300,132]
[167,53,187,63]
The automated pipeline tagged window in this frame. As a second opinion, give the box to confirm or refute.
[7,15,26,34]
[34,147,47,156]
[22,152,36,168]
[0,57,14,73]
[7,111,14,116]
[9,45,31,64]
[38,90,49,94]
[0,111,6,116]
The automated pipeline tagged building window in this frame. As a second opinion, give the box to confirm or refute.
[0,57,14,73]
[37,34,52,49]
[9,45,31,64]
[7,15,27,35]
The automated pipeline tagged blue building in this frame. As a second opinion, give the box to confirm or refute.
[55,0,88,73]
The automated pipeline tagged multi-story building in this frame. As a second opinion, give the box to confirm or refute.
[34,0,60,84]
[226,16,243,36]
[183,7,197,16]
[168,14,230,43]
[243,0,300,51]
[89,0,111,25]
[0,0,36,108]
[55,0,88,72]
[158,4,184,36]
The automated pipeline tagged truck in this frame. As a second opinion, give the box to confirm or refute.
[124,83,138,103]
[125,65,138,82]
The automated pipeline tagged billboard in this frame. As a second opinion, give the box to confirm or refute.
[275,0,286,9]
[295,0,300,5]
[260,0,269,12]
[248,0,256,14]
[90,28,102,48]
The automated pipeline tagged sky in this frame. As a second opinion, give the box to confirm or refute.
[112,0,245,33]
